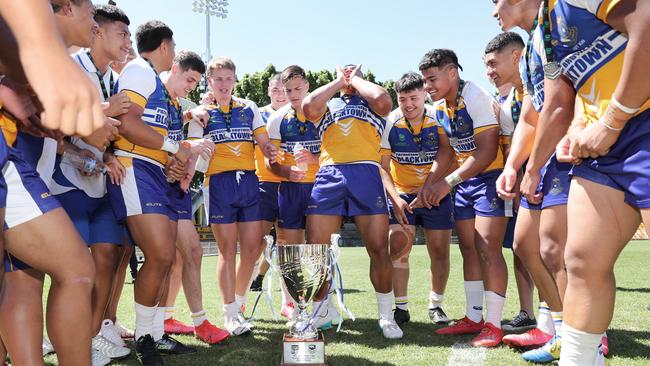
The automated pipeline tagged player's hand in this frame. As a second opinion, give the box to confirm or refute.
[335,66,349,87]
[496,166,518,200]
[520,168,543,205]
[262,142,279,163]
[573,117,621,160]
[0,77,37,121]
[556,133,582,165]
[288,166,306,182]
[427,180,452,207]
[173,142,191,164]
[105,92,131,117]
[189,138,214,161]
[200,91,216,106]
[294,149,317,167]
[82,116,120,151]
[347,64,362,84]
[165,156,187,182]
[77,149,99,176]
[188,105,210,127]
[24,49,105,136]
[392,197,413,229]
[410,182,433,209]
[104,152,126,185]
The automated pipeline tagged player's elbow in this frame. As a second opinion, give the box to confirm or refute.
[369,92,393,117]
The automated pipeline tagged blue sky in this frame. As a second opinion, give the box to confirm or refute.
[117,0,520,92]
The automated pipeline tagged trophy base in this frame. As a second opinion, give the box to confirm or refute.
[280,331,327,366]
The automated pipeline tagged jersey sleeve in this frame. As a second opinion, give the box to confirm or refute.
[464,82,498,131]
[248,101,266,135]
[565,0,621,21]
[380,119,393,155]
[116,62,156,109]
[266,110,283,142]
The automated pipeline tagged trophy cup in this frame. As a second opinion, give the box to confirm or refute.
[265,235,341,366]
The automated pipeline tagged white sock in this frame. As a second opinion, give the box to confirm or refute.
[164,306,175,320]
[464,281,484,323]
[559,323,602,366]
[552,311,563,338]
[152,306,166,341]
[537,302,555,336]
[134,302,157,341]
[376,291,394,320]
[485,291,505,328]
[429,291,444,308]
[191,309,208,327]
[223,302,239,319]
[235,294,247,310]
[395,296,408,311]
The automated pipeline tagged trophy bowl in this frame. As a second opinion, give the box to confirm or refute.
[266,242,332,339]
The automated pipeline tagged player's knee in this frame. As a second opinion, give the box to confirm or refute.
[391,250,410,269]
[540,242,564,273]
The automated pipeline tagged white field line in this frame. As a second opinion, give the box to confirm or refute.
[446,342,487,366]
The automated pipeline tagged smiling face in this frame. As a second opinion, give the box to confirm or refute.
[397,88,427,122]
[96,20,132,63]
[492,0,523,31]
[484,50,517,88]
[421,66,453,102]
[169,65,201,98]
[268,78,288,109]
[283,77,309,111]
[208,67,236,102]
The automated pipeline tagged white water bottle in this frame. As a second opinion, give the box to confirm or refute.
[195,155,209,173]
[293,142,308,172]
[62,149,107,175]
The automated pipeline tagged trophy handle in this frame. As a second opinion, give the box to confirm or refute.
[329,233,341,264]
[263,235,278,271]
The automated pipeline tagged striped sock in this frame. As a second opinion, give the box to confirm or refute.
[537,302,555,336]
[191,309,208,327]
[551,311,563,338]
[164,306,175,320]
[395,296,408,311]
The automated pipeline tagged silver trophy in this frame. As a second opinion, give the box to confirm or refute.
[265,235,340,340]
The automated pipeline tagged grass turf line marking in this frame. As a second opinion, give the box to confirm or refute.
[446,342,486,366]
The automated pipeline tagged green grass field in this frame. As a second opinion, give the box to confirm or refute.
[44,241,650,365]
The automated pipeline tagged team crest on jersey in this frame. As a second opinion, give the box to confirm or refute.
[398,133,406,142]
[549,177,563,195]
[376,196,385,208]
[426,132,437,145]
[456,115,471,134]
[557,16,578,47]
[238,110,250,124]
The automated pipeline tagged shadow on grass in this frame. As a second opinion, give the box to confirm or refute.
[326,355,396,366]
[616,286,650,293]
[606,328,650,359]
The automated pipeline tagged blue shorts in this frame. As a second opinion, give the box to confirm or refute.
[204,170,260,224]
[168,182,192,222]
[278,182,313,230]
[3,148,61,272]
[307,164,388,217]
[388,193,454,230]
[455,170,506,220]
[502,214,516,249]
[259,181,280,222]
[56,190,124,245]
[571,110,650,208]
[107,157,173,222]
[520,155,572,211]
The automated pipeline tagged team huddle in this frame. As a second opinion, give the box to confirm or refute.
[0,0,648,365]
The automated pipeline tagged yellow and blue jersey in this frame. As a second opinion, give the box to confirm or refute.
[267,104,321,183]
[316,94,387,167]
[188,96,266,175]
[255,104,282,183]
[0,104,17,147]
[551,0,650,121]
[114,57,172,166]
[497,87,521,147]
[520,16,549,113]
[432,80,502,173]
[167,98,184,143]
[385,105,443,194]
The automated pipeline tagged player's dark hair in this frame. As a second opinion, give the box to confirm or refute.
[94,4,130,26]
[395,72,424,93]
[281,66,306,84]
[418,49,463,72]
[135,20,173,54]
[484,32,525,54]
[174,50,206,74]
